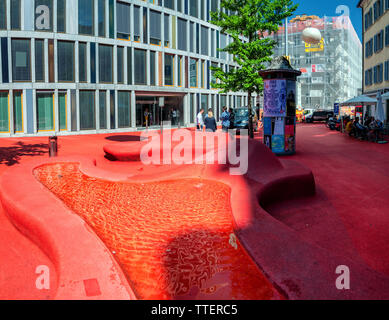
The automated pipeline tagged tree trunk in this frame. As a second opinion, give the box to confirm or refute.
[248,91,254,138]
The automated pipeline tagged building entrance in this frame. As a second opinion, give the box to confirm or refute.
[136,94,184,128]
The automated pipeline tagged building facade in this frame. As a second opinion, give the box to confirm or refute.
[0,0,251,137]
[358,0,389,121]
[266,14,362,111]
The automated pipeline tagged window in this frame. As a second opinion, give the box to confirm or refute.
[0,92,9,132]
[210,0,218,14]
[164,0,174,10]
[118,91,130,128]
[375,30,384,52]
[127,47,132,84]
[220,33,227,60]
[201,26,209,55]
[164,14,170,47]
[177,0,183,12]
[13,91,23,132]
[164,54,174,86]
[134,6,141,42]
[150,51,156,86]
[190,58,197,87]
[57,0,66,32]
[150,10,161,45]
[79,91,95,130]
[377,63,383,83]
[384,60,389,81]
[117,2,131,39]
[98,0,106,37]
[386,25,389,47]
[78,0,94,35]
[36,92,54,131]
[190,0,198,18]
[99,45,113,83]
[79,42,87,82]
[11,0,21,30]
[200,60,205,88]
[12,39,31,81]
[212,30,216,57]
[57,41,74,82]
[177,56,183,87]
[211,62,218,87]
[0,1,6,30]
[99,91,107,129]
[201,94,208,110]
[35,40,45,82]
[134,49,146,85]
[143,7,148,44]
[177,18,187,51]
[190,93,194,123]
[58,92,67,130]
[117,46,124,83]
[190,22,195,52]
[35,0,53,32]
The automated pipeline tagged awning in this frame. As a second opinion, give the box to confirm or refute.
[382,92,389,99]
[340,95,377,106]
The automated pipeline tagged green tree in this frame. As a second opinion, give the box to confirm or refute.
[211,0,298,138]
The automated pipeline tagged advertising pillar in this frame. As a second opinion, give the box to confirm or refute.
[259,57,302,156]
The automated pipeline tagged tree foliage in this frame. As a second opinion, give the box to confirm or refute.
[210,0,298,95]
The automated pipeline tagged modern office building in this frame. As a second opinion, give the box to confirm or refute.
[0,0,251,137]
[358,0,389,121]
[265,14,362,111]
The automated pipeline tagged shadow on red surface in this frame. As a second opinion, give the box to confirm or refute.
[0,142,48,166]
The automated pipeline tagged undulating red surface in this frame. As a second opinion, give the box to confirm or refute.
[1,124,389,299]
[34,162,278,300]
[0,203,57,300]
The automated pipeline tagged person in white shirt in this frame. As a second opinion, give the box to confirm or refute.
[197,109,205,131]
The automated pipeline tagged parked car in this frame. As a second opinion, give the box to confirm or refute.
[305,110,334,123]
[302,109,314,122]
[231,107,258,133]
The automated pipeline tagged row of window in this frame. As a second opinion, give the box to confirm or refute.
[1,37,225,87]
[364,0,389,31]
[0,1,232,62]
[365,62,389,86]
[0,90,131,133]
[365,26,389,58]
[0,89,250,133]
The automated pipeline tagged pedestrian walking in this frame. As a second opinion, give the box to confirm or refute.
[204,111,217,132]
[221,107,230,132]
[197,108,205,131]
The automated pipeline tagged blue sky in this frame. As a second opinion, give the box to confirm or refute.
[291,0,362,41]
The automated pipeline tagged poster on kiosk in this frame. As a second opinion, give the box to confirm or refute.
[263,79,297,155]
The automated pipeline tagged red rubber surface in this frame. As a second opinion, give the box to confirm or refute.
[34,162,279,300]
[1,125,389,299]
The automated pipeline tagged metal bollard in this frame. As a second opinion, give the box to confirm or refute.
[49,136,58,157]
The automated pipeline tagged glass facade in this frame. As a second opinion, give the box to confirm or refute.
[79,42,87,82]
[37,92,54,131]
[35,40,45,82]
[79,91,95,130]
[118,91,130,128]
[35,0,53,32]
[0,0,249,136]
[99,45,113,83]
[12,39,31,82]
[0,92,9,132]
[13,91,23,132]
[79,0,94,35]
[58,41,74,82]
